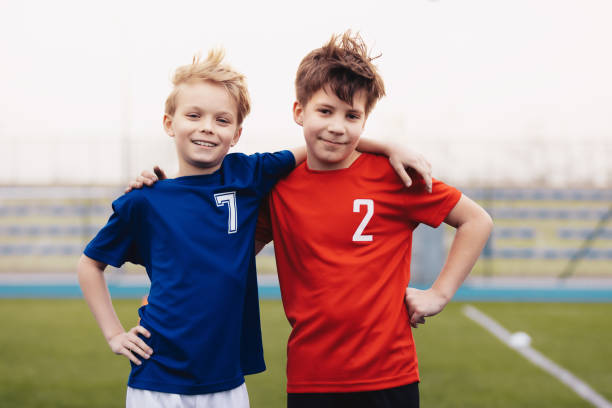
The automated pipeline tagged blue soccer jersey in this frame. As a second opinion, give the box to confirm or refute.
[84,151,295,395]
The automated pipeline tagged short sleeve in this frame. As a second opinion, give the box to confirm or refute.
[250,150,295,196]
[255,195,273,245]
[84,195,143,267]
[404,178,462,228]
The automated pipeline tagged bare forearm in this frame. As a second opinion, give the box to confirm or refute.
[404,198,491,327]
[356,137,392,156]
[357,138,433,191]
[289,146,307,166]
[432,211,493,302]
[77,255,125,341]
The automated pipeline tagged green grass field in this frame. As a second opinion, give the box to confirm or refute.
[1,299,610,407]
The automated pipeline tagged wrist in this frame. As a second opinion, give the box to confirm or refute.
[430,285,453,305]
[104,328,125,343]
[385,142,399,157]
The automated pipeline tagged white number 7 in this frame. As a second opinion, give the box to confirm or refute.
[215,192,238,234]
[352,199,374,242]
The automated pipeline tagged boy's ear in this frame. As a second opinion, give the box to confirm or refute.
[163,114,175,137]
[292,101,304,127]
[231,127,242,147]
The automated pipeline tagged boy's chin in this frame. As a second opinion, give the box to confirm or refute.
[308,152,357,170]
[315,145,351,158]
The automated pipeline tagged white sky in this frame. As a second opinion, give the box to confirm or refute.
[1,0,611,186]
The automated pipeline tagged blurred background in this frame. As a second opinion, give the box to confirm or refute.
[1,1,611,407]
[1,0,611,187]
[0,0,610,280]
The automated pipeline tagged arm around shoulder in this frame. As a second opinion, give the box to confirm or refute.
[356,138,433,191]
[288,146,307,167]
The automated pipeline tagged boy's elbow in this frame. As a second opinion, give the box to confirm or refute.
[479,208,494,237]
[77,254,106,277]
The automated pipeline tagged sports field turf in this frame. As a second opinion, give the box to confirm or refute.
[0,299,610,407]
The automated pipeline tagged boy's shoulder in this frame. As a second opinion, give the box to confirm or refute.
[224,151,294,169]
[110,181,203,222]
[283,152,446,198]
[359,153,435,191]
[223,151,296,186]
[111,188,150,218]
[224,151,257,169]
[288,152,424,186]
[359,152,394,170]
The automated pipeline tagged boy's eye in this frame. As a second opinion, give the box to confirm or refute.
[318,109,331,115]
[186,113,200,119]
[347,113,361,120]
[217,117,230,124]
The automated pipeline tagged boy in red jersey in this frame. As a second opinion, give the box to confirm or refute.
[255,32,493,407]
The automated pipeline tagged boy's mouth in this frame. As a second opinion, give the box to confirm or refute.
[191,140,217,147]
[319,137,347,146]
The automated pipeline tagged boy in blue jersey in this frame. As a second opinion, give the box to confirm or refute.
[79,49,431,408]
[78,49,303,407]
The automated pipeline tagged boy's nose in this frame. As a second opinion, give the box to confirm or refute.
[327,118,345,135]
[199,118,214,134]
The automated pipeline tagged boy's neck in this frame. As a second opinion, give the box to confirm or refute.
[306,150,361,171]
[177,162,222,177]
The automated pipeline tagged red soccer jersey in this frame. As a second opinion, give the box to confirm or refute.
[257,153,461,393]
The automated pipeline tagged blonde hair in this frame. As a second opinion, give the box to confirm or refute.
[165,49,251,125]
[295,31,385,116]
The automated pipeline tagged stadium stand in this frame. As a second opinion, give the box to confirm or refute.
[1,186,611,277]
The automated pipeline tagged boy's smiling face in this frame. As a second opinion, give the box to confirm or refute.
[294,87,367,171]
[164,80,242,177]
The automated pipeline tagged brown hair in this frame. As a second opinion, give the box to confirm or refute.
[165,49,251,125]
[295,31,386,115]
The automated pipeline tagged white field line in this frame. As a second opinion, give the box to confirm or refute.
[463,305,612,408]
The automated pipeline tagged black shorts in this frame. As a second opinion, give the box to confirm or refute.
[287,382,419,408]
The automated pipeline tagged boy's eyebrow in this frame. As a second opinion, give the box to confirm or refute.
[315,103,364,115]
[184,106,235,117]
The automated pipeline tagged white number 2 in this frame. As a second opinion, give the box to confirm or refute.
[352,199,374,242]
[215,191,238,234]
